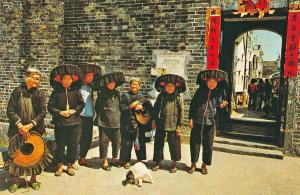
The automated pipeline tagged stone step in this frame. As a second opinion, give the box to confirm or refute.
[215,136,279,150]
[213,142,283,160]
[217,131,276,144]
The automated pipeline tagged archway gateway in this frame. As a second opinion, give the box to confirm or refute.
[217,8,289,145]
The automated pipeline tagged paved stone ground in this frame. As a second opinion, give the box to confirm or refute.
[0,142,300,195]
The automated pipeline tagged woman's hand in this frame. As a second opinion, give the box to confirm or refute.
[220,100,228,109]
[60,110,71,117]
[188,119,193,129]
[129,101,139,109]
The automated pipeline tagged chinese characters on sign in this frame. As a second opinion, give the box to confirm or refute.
[284,4,300,78]
[206,7,221,69]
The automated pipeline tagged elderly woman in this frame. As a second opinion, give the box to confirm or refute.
[187,69,228,175]
[48,65,85,176]
[6,67,47,192]
[119,78,153,169]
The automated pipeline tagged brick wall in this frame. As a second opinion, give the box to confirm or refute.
[0,0,64,126]
[62,0,209,130]
[1,0,300,155]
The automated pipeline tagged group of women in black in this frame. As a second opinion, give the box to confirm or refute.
[6,64,228,192]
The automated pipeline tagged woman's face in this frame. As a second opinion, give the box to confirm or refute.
[165,83,175,94]
[107,81,116,90]
[207,78,218,90]
[26,74,41,89]
[130,81,140,94]
[62,75,73,88]
[84,73,94,84]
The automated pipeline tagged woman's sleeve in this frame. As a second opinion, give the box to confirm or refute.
[48,91,61,116]
[6,89,22,125]
[75,90,85,115]
[188,89,198,120]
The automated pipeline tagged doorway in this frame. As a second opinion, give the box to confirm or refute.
[218,8,288,145]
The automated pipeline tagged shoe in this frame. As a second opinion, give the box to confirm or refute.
[200,167,208,175]
[169,167,177,173]
[111,160,120,168]
[55,164,63,176]
[8,183,18,193]
[29,181,41,190]
[102,165,111,171]
[187,166,196,174]
[123,162,130,169]
[151,164,160,171]
[66,167,75,176]
[72,163,80,170]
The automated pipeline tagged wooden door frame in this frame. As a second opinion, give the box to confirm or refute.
[219,8,288,146]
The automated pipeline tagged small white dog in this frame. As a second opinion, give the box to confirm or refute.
[122,162,154,187]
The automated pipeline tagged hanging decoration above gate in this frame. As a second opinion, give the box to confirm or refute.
[205,7,221,70]
[284,3,300,78]
[233,0,275,18]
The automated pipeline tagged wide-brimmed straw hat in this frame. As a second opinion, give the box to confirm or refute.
[50,64,83,90]
[196,69,228,85]
[93,72,125,91]
[155,74,186,93]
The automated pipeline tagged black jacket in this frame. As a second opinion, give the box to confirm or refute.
[48,86,85,127]
[189,87,224,125]
[153,92,183,131]
[7,84,46,138]
[94,88,121,128]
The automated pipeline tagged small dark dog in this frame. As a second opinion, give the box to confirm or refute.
[122,162,154,187]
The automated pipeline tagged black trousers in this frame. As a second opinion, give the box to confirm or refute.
[120,132,146,163]
[54,124,81,164]
[190,123,214,165]
[99,127,121,159]
[153,129,181,163]
[79,116,94,158]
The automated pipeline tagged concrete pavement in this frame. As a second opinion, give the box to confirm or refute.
[0,141,300,195]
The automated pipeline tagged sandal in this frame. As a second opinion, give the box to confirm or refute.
[169,167,177,173]
[102,165,111,171]
[187,166,196,174]
[66,167,75,176]
[111,161,120,168]
[29,182,41,190]
[200,167,208,175]
[123,162,130,169]
[151,164,160,171]
[8,183,18,193]
[55,167,63,177]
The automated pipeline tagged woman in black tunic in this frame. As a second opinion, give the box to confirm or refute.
[152,74,186,173]
[6,67,47,192]
[187,69,228,175]
[94,72,125,171]
[48,65,85,177]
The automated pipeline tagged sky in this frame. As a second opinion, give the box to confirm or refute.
[251,30,282,61]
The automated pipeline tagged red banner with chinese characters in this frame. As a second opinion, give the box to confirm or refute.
[207,15,221,69]
[284,11,300,78]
